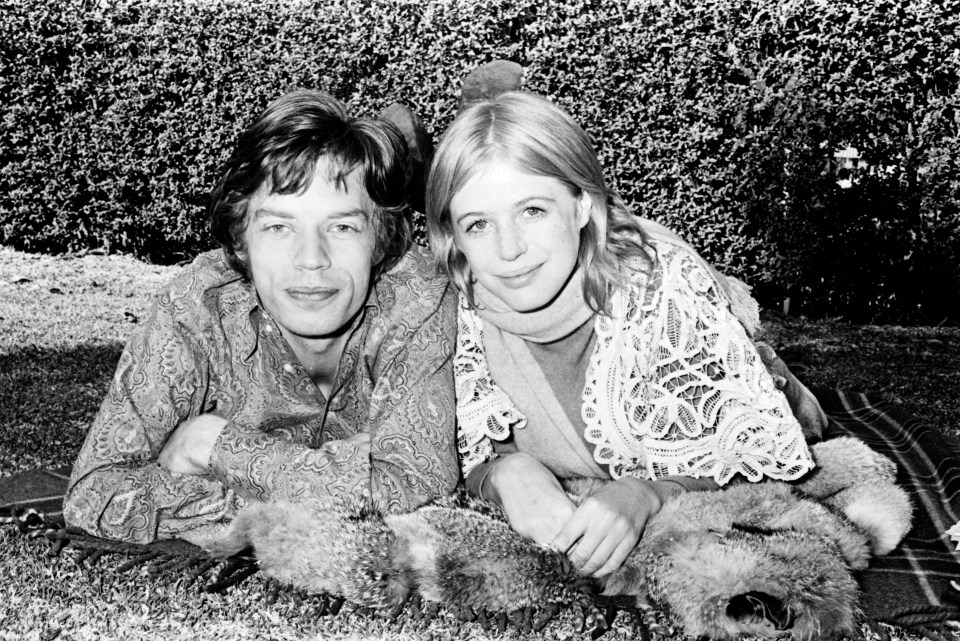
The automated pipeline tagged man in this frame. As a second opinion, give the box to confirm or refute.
[63,90,459,547]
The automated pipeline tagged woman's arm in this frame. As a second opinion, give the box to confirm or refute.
[468,452,576,545]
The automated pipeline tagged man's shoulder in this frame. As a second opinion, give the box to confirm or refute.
[155,250,247,318]
[375,245,453,320]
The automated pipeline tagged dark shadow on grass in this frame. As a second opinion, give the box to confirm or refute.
[0,342,123,470]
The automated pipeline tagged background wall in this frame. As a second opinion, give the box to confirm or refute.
[2,0,958,324]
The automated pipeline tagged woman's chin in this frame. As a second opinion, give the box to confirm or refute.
[502,293,558,314]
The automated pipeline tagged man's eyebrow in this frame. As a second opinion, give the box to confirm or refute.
[252,207,295,220]
[454,196,555,224]
[329,208,370,221]
[251,208,370,220]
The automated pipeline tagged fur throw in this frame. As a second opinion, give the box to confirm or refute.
[208,437,912,639]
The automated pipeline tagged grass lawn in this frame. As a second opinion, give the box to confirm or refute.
[1,246,958,641]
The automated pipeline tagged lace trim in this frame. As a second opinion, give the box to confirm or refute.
[455,239,813,484]
[581,242,812,483]
[454,295,527,477]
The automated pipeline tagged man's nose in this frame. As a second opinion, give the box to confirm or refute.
[294,233,332,270]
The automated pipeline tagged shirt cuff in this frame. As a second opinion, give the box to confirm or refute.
[208,420,271,490]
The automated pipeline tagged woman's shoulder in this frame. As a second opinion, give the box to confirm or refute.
[616,234,700,291]
[608,234,734,328]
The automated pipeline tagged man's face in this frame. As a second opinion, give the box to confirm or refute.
[241,164,377,344]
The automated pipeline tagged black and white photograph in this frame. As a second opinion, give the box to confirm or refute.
[1,0,959,639]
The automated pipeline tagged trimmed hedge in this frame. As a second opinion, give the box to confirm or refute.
[1,0,958,323]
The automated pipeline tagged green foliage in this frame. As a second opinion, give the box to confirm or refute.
[1,0,958,322]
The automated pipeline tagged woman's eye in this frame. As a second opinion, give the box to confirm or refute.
[266,223,288,233]
[521,206,545,218]
[465,219,489,234]
[332,224,357,233]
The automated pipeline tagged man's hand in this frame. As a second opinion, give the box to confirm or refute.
[320,431,372,458]
[158,414,229,475]
[551,477,678,578]
[485,452,577,545]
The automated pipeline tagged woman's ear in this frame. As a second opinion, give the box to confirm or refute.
[577,191,594,229]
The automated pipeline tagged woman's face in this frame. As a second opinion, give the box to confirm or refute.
[449,159,590,312]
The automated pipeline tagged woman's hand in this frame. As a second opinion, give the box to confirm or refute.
[551,477,679,578]
[485,452,577,545]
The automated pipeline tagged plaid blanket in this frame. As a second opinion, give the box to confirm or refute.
[0,464,71,521]
[815,389,960,626]
[3,389,959,628]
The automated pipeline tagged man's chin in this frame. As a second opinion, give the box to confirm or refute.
[285,307,365,341]
[289,322,354,341]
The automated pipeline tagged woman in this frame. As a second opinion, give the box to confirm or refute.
[425,92,814,580]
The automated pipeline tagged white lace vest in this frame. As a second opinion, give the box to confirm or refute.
[455,239,813,485]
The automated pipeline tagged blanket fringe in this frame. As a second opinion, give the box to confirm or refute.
[913,623,960,641]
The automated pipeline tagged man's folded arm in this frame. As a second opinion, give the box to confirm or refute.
[207,421,371,504]
[64,306,237,543]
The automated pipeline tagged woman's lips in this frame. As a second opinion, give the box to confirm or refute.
[498,264,541,289]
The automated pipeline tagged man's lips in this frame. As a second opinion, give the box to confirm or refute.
[285,286,339,302]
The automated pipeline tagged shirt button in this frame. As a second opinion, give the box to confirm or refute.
[283,363,296,374]
[264,324,273,333]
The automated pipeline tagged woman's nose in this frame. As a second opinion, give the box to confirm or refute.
[496,224,527,261]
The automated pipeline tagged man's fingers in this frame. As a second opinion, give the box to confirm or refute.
[347,432,372,454]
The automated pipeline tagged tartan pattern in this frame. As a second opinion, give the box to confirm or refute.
[816,388,960,625]
[0,465,71,523]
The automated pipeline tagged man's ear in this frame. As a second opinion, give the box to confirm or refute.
[577,191,594,229]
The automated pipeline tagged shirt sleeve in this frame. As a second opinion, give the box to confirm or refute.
[63,297,240,544]
[367,278,461,512]
[207,280,460,514]
[638,246,815,485]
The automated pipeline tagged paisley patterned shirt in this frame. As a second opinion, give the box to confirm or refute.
[64,246,459,545]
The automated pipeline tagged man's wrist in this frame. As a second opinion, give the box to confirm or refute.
[207,419,253,484]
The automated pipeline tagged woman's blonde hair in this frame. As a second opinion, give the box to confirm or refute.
[425,91,653,314]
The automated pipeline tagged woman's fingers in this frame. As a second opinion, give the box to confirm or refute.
[552,504,634,575]
[570,527,622,576]
[552,478,666,575]
[549,509,589,555]
[591,536,637,578]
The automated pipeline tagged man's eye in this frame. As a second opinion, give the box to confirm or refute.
[265,223,288,233]
[332,224,358,233]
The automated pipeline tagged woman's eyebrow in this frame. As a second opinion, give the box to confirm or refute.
[454,196,556,224]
